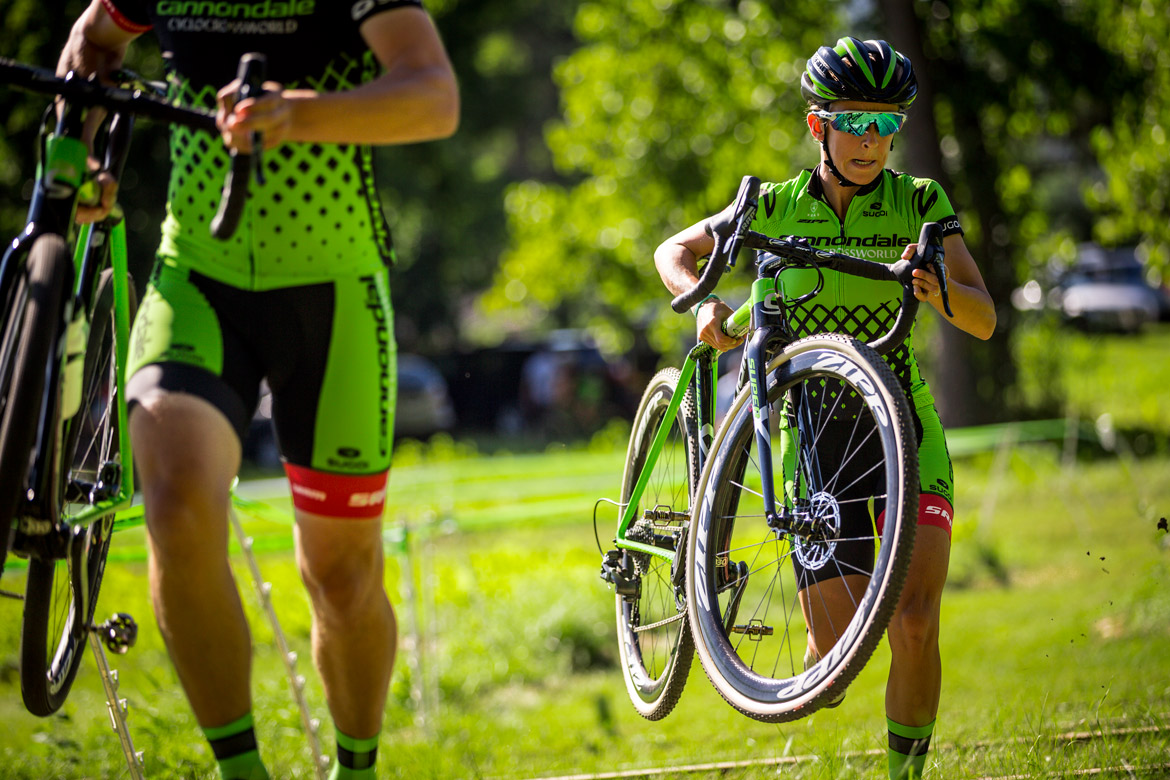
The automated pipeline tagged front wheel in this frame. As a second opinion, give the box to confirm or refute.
[0,236,70,580]
[614,368,699,720]
[21,269,136,716]
[687,334,918,722]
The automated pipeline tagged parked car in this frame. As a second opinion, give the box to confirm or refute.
[1013,244,1168,333]
[394,353,456,439]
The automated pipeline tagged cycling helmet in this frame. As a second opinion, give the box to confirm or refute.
[801,37,918,110]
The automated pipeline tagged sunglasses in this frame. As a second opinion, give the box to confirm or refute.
[812,110,907,137]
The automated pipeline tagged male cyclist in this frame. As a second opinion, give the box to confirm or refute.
[654,38,994,779]
[58,1,457,778]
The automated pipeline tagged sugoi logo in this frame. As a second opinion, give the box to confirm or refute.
[940,217,961,233]
[810,352,889,428]
[337,447,361,458]
[863,200,888,217]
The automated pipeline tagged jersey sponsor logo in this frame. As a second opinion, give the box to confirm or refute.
[337,447,361,458]
[292,483,327,502]
[156,0,314,18]
[347,487,386,508]
[760,190,778,219]
[940,217,962,233]
[360,274,391,459]
[798,233,910,250]
[912,185,938,217]
[797,218,829,224]
[923,503,951,523]
[351,0,407,21]
[863,200,888,218]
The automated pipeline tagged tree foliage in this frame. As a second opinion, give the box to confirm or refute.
[482,0,838,357]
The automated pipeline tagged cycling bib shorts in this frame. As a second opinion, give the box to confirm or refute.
[126,262,397,517]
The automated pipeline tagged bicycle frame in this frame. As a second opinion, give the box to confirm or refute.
[613,275,780,564]
[1,104,136,558]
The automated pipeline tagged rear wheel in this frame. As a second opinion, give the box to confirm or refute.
[21,268,136,716]
[0,236,70,582]
[687,335,918,722]
[614,368,699,720]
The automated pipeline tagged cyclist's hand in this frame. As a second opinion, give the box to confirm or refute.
[216,79,289,152]
[903,243,946,303]
[698,300,743,352]
[75,164,118,224]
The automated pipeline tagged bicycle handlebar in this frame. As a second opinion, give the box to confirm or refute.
[672,175,952,355]
[210,53,266,240]
[0,54,265,241]
[0,57,217,133]
[671,174,760,313]
[745,221,949,354]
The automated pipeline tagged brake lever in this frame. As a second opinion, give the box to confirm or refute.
[931,257,954,318]
[911,222,953,318]
[235,65,266,186]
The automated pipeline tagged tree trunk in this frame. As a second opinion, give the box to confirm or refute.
[879,0,1012,426]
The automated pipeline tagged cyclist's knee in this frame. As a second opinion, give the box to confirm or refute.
[889,593,941,657]
[298,533,387,622]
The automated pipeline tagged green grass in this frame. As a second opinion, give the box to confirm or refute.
[2,325,1167,778]
[1,444,1167,779]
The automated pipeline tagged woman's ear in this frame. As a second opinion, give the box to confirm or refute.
[807,112,823,142]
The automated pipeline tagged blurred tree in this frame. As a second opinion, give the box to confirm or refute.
[479,0,837,361]
[0,1,579,355]
[1084,0,1170,275]
[877,0,1143,423]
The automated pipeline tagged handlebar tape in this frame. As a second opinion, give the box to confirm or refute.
[671,175,760,313]
[210,53,266,241]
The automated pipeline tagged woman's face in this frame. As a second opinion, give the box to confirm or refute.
[808,100,900,186]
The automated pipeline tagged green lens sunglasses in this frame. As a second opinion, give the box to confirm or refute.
[813,110,907,137]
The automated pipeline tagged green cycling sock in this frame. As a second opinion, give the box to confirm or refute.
[202,712,270,780]
[329,728,380,780]
[887,717,935,780]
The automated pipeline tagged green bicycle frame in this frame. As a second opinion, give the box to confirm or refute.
[61,219,136,530]
[612,293,755,563]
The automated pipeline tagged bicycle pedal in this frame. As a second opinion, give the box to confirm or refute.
[93,613,138,654]
[729,619,773,640]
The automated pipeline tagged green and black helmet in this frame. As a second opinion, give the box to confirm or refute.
[801,37,918,110]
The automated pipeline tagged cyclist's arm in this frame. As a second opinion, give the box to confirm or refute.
[904,233,996,340]
[654,206,743,352]
[219,6,458,151]
[58,0,144,223]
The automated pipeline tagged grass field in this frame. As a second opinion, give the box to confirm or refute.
[1,326,1168,779]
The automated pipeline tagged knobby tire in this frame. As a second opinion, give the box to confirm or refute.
[687,334,918,722]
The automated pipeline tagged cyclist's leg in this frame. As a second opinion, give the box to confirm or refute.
[292,503,395,739]
[127,264,267,776]
[270,271,396,768]
[883,398,953,777]
[130,390,250,726]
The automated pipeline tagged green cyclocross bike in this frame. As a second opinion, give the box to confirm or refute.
[600,175,954,722]
[0,53,264,716]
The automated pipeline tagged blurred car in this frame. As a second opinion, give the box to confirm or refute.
[394,353,456,439]
[1013,244,1168,333]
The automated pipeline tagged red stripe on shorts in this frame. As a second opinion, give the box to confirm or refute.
[100,0,153,33]
[876,494,954,538]
[283,464,388,519]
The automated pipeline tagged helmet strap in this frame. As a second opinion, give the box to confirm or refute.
[819,126,863,188]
